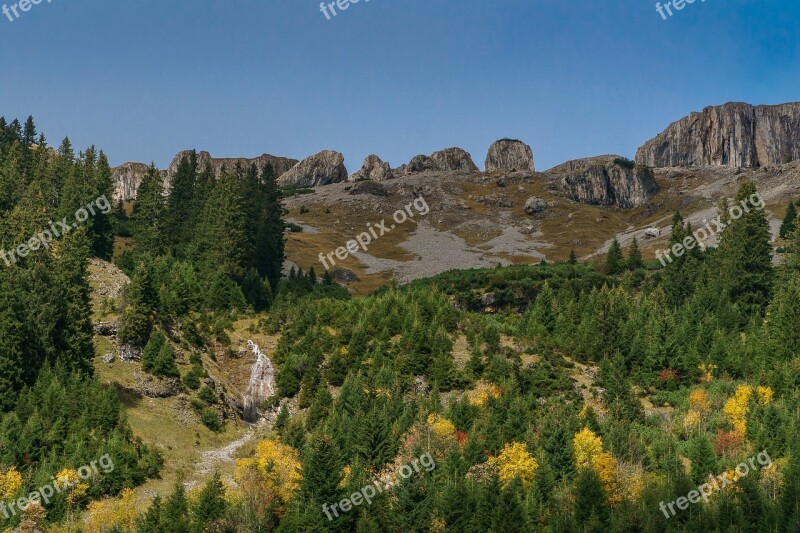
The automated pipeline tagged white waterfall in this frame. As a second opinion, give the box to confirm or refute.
[242,340,275,422]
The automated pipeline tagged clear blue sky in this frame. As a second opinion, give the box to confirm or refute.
[0,0,797,171]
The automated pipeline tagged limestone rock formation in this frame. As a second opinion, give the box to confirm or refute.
[486,139,535,172]
[635,101,800,168]
[277,150,349,187]
[351,154,394,181]
[111,162,152,202]
[430,147,479,172]
[165,150,299,186]
[401,148,479,174]
[544,155,659,209]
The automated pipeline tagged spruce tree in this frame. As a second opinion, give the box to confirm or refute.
[780,201,797,238]
[131,164,166,257]
[164,152,198,255]
[193,472,228,529]
[119,262,156,347]
[605,238,624,275]
[137,495,163,533]
[716,182,773,315]
[627,236,643,270]
[161,482,191,533]
[573,467,610,529]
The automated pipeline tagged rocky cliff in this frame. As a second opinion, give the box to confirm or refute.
[111,162,155,202]
[635,102,800,168]
[544,155,659,209]
[165,150,299,185]
[277,150,349,187]
[485,139,535,173]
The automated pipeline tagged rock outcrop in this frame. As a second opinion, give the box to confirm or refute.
[165,150,299,185]
[400,147,479,174]
[111,162,152,202]
[349,181,388,197]
[486,139,535,172]
[277,150,349,187]
[351,154,394,181]
[544,155,658,209]
[635,101,800,168]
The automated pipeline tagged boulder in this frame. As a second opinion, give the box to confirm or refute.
[485,139,535,172]
[349,181,388,197]
[277,150,349,187]
[351,155,394,181]
[333,268,361,282]
[644,228,661,238]
[118,344,141,362]
[524,197,550,215]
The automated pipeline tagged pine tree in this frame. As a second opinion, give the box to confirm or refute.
[192,472,228,529]
[301,433,342,506]
[164,152,198,254]
[627,236,643,270]
[780,201,797,238]
[141,331,166,375]
[605,238,624,275]
[569,249,578,264]
[131,164,166,257]
[119,262,155,347]
[136,495,163,533]
[90,151,115,259]
[716,182,773,314]
[573,467,610,529]
[161,482,191,533]
[274,403,290,434]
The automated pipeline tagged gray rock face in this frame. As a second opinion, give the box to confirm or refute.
[166,150,299,189]
[111,162,152,202]
[402,147,479,174]
[351,154,394,181]
[635,101,800,168]
[430,147,479,172]
[277,150,349,187]
[486,139,535,172]
[544,155,659,209]
[349,180,388,197]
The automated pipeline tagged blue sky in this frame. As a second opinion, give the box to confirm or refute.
[0,0,797,171]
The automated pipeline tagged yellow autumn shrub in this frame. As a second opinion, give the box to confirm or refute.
[83,488,137,533]
[235,439,302,504]
[427,414,457,440]
[467,382,502,407]
[0,466,22,501]
[723,385,753,437]
[488,442,539,489]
